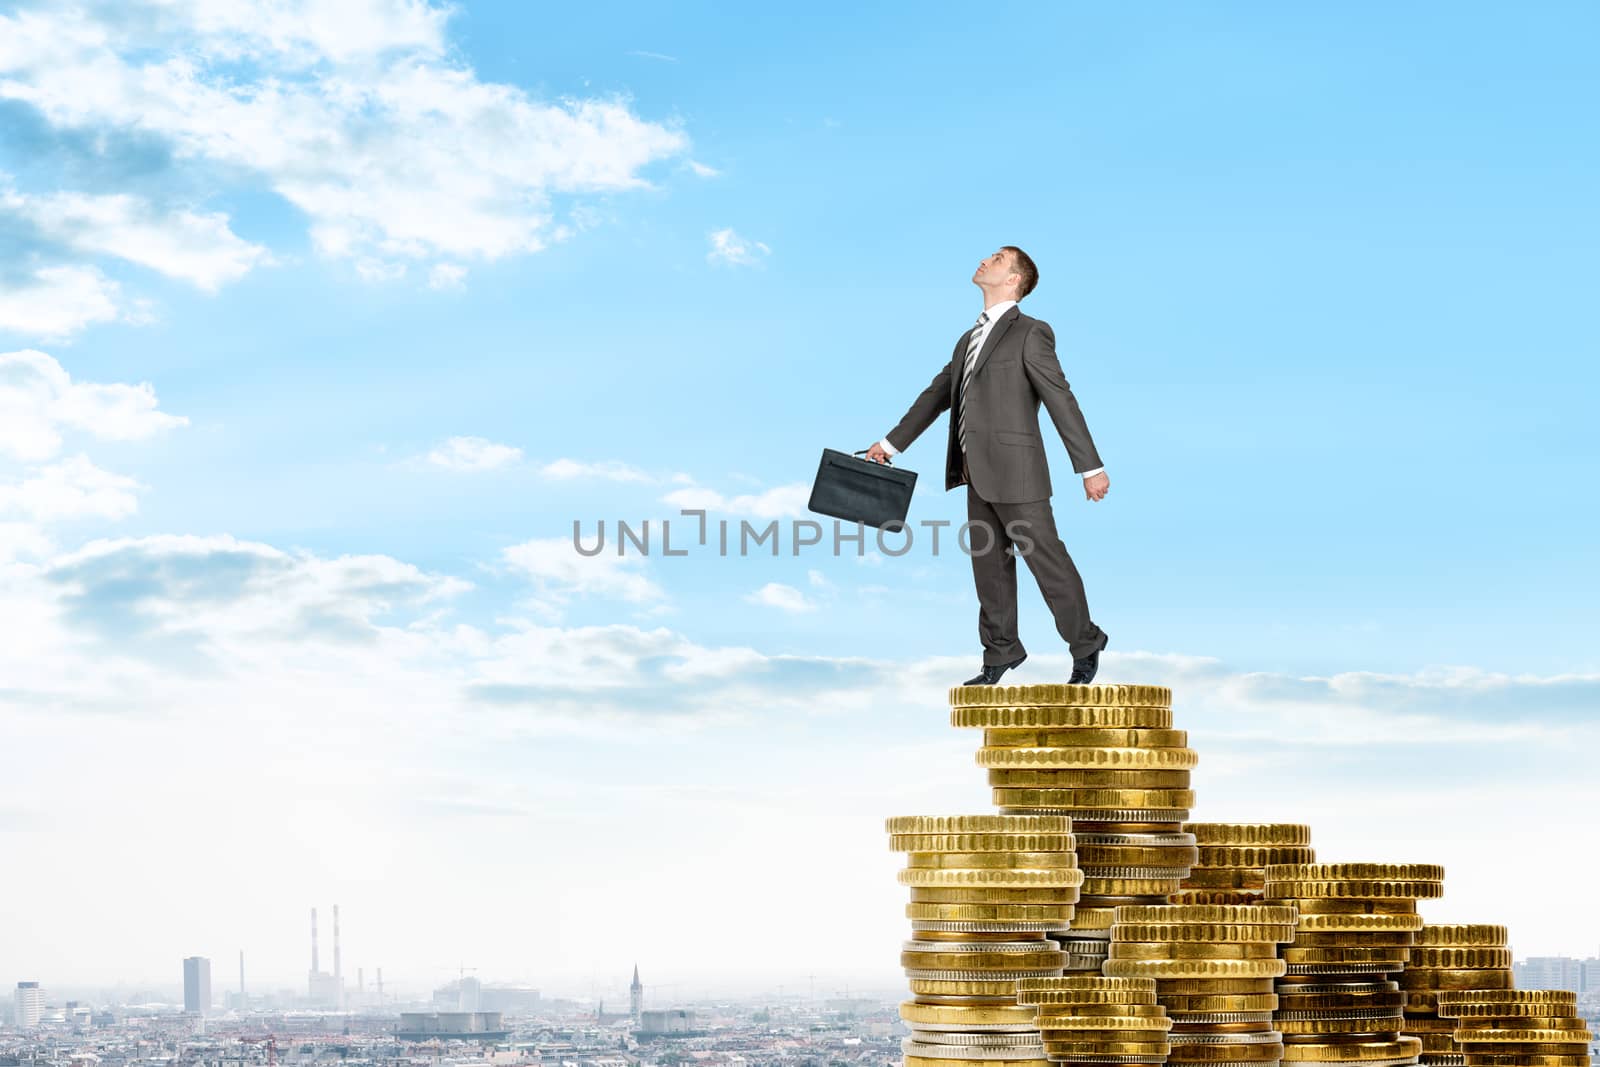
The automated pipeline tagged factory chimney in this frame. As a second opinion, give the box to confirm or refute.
[333,904,344,1009]
[311,907,320,974]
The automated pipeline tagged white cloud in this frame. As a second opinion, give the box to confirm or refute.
[3,187,270,291]
[0,348,188,462]
[707,227,770,267]
[0,3,692,280]
[0,266,124,340]
[0,455,142,522]
[0,520,51,563]
[660,481,810,520]
[427,262,467,290]
[687,160,720,178]
[423,435,523,471]
[539,458,652,483]
[745,581,815,613]
[501,535,664,610]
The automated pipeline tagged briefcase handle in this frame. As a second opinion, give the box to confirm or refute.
[853,447,893,466]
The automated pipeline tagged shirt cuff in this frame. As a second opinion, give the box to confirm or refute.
[879,437,899,457]
[1080,466,1104,479]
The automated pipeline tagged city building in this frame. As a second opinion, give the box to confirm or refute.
[396,1010,509,1041]
[629,964,643,1021]
[14,981,43,1030]
[638,1008,700,1037]
[183,956,212,1015]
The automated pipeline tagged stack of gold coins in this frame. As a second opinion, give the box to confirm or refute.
[1265,862,1446,1067]
[1015,975,1173,1066]
[1400,926,1514,1066]
[1435,990,1591,1067]
[952,684,1195,976]
[1172,824,1316,905]
[1104,903,1298,1067]
[889,814,1084,1067]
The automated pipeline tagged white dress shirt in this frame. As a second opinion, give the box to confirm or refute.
[878,302,1105,480]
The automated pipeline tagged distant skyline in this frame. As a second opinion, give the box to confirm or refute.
[2,1,1598,986]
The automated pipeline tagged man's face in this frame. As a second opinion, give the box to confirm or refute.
[972,249,1017,292]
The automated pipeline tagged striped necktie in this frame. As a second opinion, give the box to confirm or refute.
[956,310,990,452]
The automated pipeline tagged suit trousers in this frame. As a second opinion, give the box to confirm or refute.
[962,452,1107,664]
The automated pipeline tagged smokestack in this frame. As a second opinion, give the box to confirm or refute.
[376,968,384,1004]
[358,968,365,993]
[311,907,320,974]
[333,904,343,1008]
[240,950,245,996]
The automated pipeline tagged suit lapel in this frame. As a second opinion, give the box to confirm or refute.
[969,304,1020,381]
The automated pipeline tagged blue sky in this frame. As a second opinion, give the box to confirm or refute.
[0,1,1597,1001]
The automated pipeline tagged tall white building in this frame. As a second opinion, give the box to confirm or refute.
[184,957,212,1015]
[14,982,43,1030]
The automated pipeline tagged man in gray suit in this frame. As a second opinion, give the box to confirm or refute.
[865,246,1111,687]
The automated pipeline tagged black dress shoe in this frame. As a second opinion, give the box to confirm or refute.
[961,654,1026,687]
[1068,632,1109,685]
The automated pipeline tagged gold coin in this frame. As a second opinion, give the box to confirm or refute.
[910,978,1029,997]
[1034,1014,1176,1031]
[979,747,1201,770]
[1103,958,1287,979]
[903,950,1067,971]
[1157,978,1278,995]
[1117,904,1299,926]
[1166,1044,1285,1064]
[913,928,1052,942]
[908,903,1078,921]
[913,886,1081,904]
[1288,931,1416,947]
[1041,1040,1173,1056]
[954,705,1175,729]
[983,727,1190,748]
[1461,1057,1591,1067]
[1436,990,1578,1012]
[1111,922,1297,944]
[1182,869,1270,890]
[900,1001,1041,1026]
[1280,1037,1422,1062]
[1267,880,1444,900]
[994,786,1200,808]
[1295,912,1427,934]
[908,852,1080,869]
[1282,947,1412,965]
[905,1057,1052,1067]
[888,815,1075,835]
[1406,948,1514,970]
[1281,898,1421,917]
[893,833,1078,853]
[1266,863,1443,883]
[988,768,1193,787]
[900,867,1085,888]
[1186,824,1313,846]
[950,683,1172,707]
[1414,925,1508,948]
[1197,845,1318,868]
[1019,975,1157,993]
[1080,846,1201,868]
[1169,889,1269,906]
[1161,993,1279,1013]
[1083,877,1191,896]
[1109,942,1283,960]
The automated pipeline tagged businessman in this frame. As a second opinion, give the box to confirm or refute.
[866,247,1111,687]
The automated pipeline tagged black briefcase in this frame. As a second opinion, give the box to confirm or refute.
[807,448,917,529]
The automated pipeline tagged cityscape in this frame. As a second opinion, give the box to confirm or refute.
[2,907,902,1067]
[6,916,1600,1067]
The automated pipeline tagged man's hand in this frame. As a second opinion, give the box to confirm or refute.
[865,442,892,464]
[1083,471,1110,502]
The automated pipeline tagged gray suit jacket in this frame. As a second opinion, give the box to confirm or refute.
[885,303,1102,504]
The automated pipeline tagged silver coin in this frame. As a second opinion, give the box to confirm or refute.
[902,1039,1047,1060]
